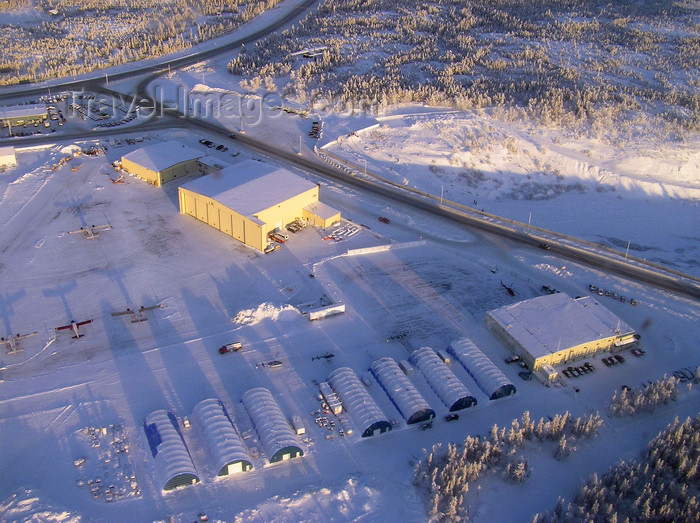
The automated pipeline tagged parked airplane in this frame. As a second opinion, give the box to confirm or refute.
[55,319,92,338]
[68,224,112,239]
[1,332,37,354]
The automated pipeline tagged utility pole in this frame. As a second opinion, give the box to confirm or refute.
[625,240,631,260]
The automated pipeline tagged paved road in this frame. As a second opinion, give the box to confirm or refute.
[0,0,320,102]
[182,115,700,301]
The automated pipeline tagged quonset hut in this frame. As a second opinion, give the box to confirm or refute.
[143,410,199,491]
[241,388,303,463]
[192,398,252,477]
[370,357,435,425]
[448,338,516,400]
[327,367,392,437]
[409,347,477,412]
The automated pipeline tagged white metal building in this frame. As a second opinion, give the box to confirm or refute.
[0,103,47,128]
[241,387,303,463]
[370,357,435,425]
[0,146,16,168]
[143,410,199,491]
[191,398,252,477]
[485,293,636,372]
[327,367,392,438]
[409,347,477,411]
[447,338,517,400]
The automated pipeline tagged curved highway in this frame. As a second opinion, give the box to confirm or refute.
[0,0,320,102]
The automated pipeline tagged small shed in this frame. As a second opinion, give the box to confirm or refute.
[370,357,435,425]
[143,410,199,491]
[328,367,392,437]
[191,398,252,477]
[409,347,477,411]
[448,337,516,400]
[241,387,303,463]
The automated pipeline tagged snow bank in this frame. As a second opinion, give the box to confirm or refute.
[0,488,80,522]
[231,477,381,521]
[232,302,301,325]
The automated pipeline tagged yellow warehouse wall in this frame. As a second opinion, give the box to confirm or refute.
[178,187,265,251]
[122,158,200,187]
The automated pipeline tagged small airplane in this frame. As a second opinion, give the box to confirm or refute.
[55,319,92,339]
[111,304,162,323]
[1,332,37,354]
[68,224,112,240]
[501,281,515,297]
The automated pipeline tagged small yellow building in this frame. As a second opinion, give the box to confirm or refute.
[485,293,636,374]
[121,141,203,187]
[178,160,340,251]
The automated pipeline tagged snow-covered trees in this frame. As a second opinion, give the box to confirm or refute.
[608,374,694,417]
[228,0,699,130]
[413,410,602,521]
[0,0,284,85]
[536,416,700,522]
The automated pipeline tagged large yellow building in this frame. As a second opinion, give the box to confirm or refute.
[178,160,340,251]
[121,141,203,187]
[486,293,636,374]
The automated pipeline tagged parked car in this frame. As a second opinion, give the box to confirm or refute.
[378,216,390,224]
[538,242,550,250]
[264,243,280,254]
[445,414,459,422]
[614,354,625,363]
[419,421,433,430]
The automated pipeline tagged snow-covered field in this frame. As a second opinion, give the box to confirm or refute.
[0,122,698,521]
[322,107,700,277]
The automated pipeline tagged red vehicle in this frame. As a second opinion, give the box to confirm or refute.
[378,216,390,224]
[219,342,242,354]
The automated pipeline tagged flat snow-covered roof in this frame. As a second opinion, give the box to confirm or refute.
[486,293,634,360]
[180,160,317,219]
[122,141,203,173]
[197,155,231,171]
[304,201,339,220]
[0,103,47,119]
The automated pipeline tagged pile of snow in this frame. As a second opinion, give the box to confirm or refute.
[233,302,301,325]
[231,477,381,521]
[0,488,80,522]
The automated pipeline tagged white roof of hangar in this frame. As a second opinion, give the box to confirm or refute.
[180,160,317,219]
[122,140,203,173]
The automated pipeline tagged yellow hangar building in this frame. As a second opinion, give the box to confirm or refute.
[178,160,341,251]
[121,141,203,187]
[486,293,636,380]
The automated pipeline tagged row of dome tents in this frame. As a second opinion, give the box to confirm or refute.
[326,342,515,437]
[144,389,303,491]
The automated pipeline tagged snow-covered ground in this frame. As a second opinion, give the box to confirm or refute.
[0,121,698,521]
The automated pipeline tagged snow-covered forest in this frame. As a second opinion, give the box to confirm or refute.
[229,0,700,131]
[412,411,603,521]
[536,415,700,522]
[0,0,283,85]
